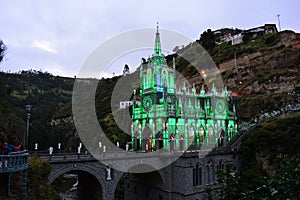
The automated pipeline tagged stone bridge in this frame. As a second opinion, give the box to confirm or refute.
[36,146,240,200]
[37,151,183,199]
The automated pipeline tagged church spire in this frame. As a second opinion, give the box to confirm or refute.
[153,22,163,57]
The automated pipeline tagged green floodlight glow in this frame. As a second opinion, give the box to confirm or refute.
[131,26,237,152]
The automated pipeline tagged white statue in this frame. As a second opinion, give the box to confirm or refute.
[58,143,61,150]
[106,167,112,180]
[49,147,53,155]
[126,143,129,151]
[34,143,38,150]
[77,146,81,154]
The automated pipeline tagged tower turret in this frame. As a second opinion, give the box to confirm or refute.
[153,23,163,57]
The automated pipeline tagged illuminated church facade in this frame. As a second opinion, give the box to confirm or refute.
[131,26,237,152]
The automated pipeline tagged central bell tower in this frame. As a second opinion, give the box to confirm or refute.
[140,24,176,110]
[132,24,177,150]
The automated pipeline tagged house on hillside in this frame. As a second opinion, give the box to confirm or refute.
[216,24,278,45]
[242,24,278,40]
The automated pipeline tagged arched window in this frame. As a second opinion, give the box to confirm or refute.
[188,125,195,144]
[206,165,210,184]
[193,164,202,186]
[207,160,215,184]
[218,129,226,147]
[218,160,225,172]
[198,125,205,144]
[161,68,168,88]
[147,69,153,88]
[208,126,214,146]
[211,164,215,182]
[228,125,233,141]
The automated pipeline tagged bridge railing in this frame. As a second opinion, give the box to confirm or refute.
[0,151,29,173]
[36,148,223,163]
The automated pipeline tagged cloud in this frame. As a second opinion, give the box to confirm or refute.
[32,40,57,54]
[0,0,299,77]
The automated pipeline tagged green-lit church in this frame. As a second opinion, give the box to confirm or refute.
[131,26,237,152]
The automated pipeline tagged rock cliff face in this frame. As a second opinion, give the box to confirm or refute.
[219,31,300,94]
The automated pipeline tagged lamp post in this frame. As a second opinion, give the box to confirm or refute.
[276,14,281,32]
[25,105,31,150]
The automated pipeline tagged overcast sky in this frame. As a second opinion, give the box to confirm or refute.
[0,0,299,78]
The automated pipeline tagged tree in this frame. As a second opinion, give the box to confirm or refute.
[0,39,7,63]
[254,156,300,199]
[27,157,60,200]
[172,46,180,52]
[198,29,216,54]
[123,64,130,76]
[216,156,300,199]
[217,163,244,200]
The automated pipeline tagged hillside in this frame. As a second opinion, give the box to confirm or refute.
[0,71,75,149]
[176,30,300,94]
[0,28,299,151]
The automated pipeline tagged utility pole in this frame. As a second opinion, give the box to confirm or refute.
[276,14,281,32]
[25,105,31,150]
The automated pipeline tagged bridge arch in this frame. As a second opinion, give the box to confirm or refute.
[49,163,105,185]
[48,161,124,199]
[127,164,166,186]
[124,164,167,200]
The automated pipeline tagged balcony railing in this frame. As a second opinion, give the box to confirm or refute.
[0,151,29,173]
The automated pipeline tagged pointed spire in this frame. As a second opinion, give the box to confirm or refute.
[201,85,205,97]
[172,56,176,70]
[224,85,229,98]
[182,81,186,93]
[192,83,196,95]
[153,22,163,57]
[211,82,216,95]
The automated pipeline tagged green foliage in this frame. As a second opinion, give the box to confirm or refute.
[0,77,10,132]
[240,113,300,190]
[0,71,74,149]
[95,76,120,120]
[253,156,300,199]
[264,33,280,46]
[0,39,7,63]
[203,187,213,200]
[100,112,131,148]
[236,93,297,119]
[114,176,125,200]
[198,29,216,54]
[217,164,242,200]
[217,156,300,199]
[27,157,60,200]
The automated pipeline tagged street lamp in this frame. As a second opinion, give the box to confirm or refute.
[25,105,31,150]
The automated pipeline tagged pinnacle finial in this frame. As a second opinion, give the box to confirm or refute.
[153,22,163,57]
[156,22,159,32]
